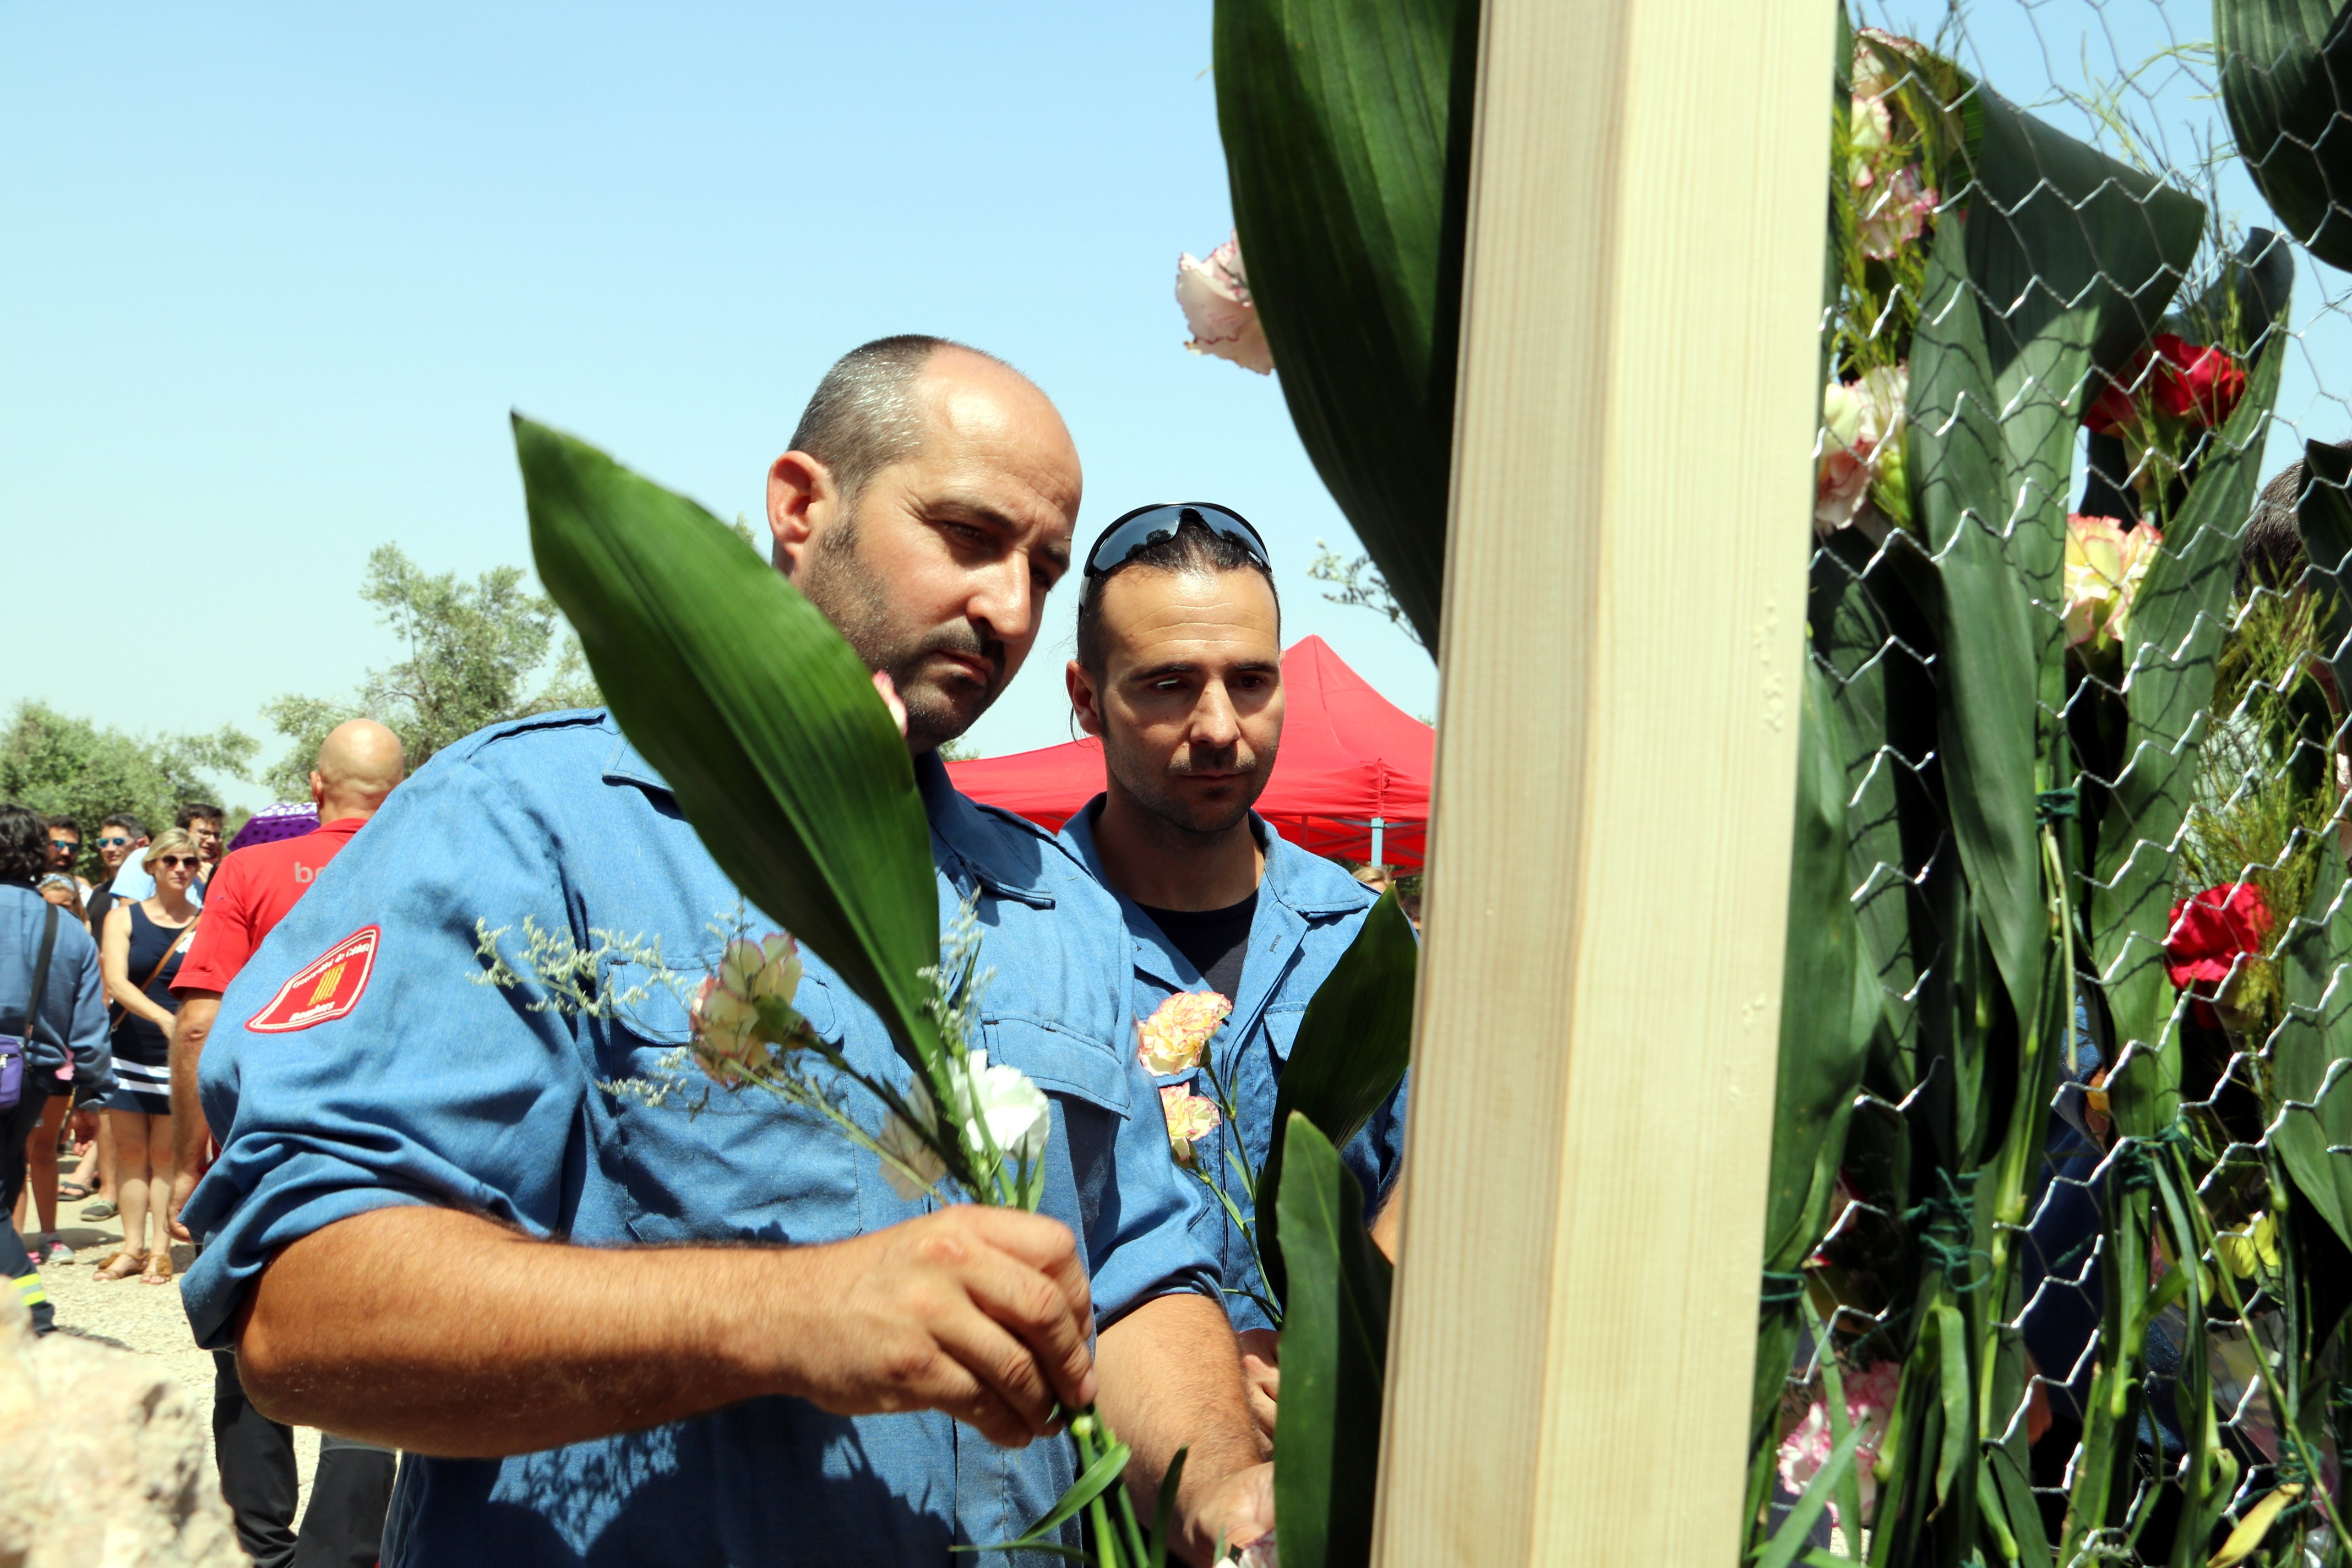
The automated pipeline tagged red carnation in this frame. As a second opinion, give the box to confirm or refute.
[2083,334,2248,435]
[2164,883,2274,1025]
[2146,334,2247,428]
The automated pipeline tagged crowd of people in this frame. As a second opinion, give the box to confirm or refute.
[0,334,1413,1568]
[1,718,409,1566]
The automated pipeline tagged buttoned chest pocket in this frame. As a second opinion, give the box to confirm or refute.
[981,1014,1131,1246]
[595,955,863,1248]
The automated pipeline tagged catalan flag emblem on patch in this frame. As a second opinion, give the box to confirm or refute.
[246,927,381,1034]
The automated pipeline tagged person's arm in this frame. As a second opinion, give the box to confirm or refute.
[99,906,172,1029]
[166,990,220,1237]
[1095,1292,1273,1565]
[237,1201,1099,1457]
[1370,1170,1403,1261]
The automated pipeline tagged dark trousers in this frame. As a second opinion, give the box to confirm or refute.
[0,1084,48,1216]
[214,1351,396,1568]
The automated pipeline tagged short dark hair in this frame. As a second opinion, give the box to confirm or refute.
[101,813,146,840]
[0,804,48,881]
[176,802,224,830]
[1075,515,1281,676]
[790,335,1011,515]
[45,815,80,840]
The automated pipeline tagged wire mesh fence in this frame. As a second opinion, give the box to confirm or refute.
[1766,1,2352,1562]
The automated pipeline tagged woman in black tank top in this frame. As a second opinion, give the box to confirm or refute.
[97,831,201,1283]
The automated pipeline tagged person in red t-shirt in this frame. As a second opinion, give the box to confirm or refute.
[167,717,403,1568]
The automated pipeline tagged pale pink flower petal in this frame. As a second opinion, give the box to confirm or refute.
[1159,1084,1223,1165]
[1177,233,1275,375]
[1137,991,1235,1074]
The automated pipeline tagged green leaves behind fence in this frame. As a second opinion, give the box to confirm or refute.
[2084,331,2287,1134]
[1754,663,1878,1438]
[1212,0,1477,651]
[2217,0,2352,273]
[1272,1113,1392,1568]
[514,416,945,1073]
[2273,864,2352,1253]
[1257,890,1418,1310]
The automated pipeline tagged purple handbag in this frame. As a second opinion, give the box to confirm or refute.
[1,904,62,1113]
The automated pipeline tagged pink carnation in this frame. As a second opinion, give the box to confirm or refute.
[1777,1361,1901,1530]
[1137,990,1234,1075]
[1176,233,1273,375]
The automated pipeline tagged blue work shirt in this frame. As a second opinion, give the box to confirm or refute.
[180,711,1217,1568]
[0,880,112,1097]
[1058,800,1408,1333]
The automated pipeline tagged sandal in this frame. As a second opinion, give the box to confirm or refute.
[141,1250,175,1286]
[56,1182,92,1201]
[94,1250,145,1282]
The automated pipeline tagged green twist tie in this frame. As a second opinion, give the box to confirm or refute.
[1903,1169,1988,1292]
[2035,788,2080,823]
[1759,1270,1808,1309]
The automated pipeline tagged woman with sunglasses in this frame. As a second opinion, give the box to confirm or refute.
[95,829,199,1283]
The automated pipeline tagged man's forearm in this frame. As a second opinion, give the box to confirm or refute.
[1095,1292,1267,1563]
[171,994,219,1173]
[238,1202,1099,1458]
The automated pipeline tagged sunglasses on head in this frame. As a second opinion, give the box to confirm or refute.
[153,854,199,870]
[1082,503,1268,579]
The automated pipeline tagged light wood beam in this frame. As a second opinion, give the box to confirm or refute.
[1371,0,1834,1562]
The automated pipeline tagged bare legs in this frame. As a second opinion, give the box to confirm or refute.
[101,1109,176,1278]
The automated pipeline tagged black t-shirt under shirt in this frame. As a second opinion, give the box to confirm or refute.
[1137,891,1259,1002]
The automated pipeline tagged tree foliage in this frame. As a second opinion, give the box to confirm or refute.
[262,543,602,796]
[0,704,256,875]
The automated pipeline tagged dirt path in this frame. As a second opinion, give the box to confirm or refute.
[32,1202,322,1512]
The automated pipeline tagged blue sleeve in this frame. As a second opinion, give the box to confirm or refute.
[67,940,111,1097]
[179,752,592,1349]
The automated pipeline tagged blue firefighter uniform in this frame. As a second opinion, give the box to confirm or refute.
[179,711,1217,1568]
[1058,799,1408,1333]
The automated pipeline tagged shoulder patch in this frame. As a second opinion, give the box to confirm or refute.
[246,927,381,1033]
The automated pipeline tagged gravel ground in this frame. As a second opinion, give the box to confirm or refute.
[31,1195,322,1511]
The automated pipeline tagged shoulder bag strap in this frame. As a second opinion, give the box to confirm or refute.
[108,907,200,1029]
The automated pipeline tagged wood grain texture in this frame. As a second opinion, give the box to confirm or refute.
[1368,0,1833,1562]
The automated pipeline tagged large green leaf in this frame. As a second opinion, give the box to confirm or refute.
[1909,215,2046,1029]
[1256,890,1417,1310]
[1212,0,1476,650]
[1271,1113,1391,1568]
[2272,865,2352,1250]
[514,416,945,1070]
[2218,0,2352,273]
[1753,662,1876,1438]
[2084,334,2288,1133]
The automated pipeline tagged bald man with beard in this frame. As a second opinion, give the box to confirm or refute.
[168,718,406,1568]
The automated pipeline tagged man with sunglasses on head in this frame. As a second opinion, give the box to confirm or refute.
[1059,505,1410,1445]
[178,337,1271,1568]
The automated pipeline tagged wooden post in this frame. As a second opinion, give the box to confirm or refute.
[1370,0,1833,1562]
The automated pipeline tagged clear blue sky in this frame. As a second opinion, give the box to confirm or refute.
[3,2,2342,814]
[0,2,1435,809]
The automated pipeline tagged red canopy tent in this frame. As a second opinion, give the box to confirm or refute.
[946,635,1434,870]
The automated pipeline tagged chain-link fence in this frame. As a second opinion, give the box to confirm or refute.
[1765,2,2352,1562]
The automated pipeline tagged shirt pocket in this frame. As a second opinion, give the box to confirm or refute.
[1261,1005,1306,1064]
[981,1014,1131,1256]
[595,954,861,1248]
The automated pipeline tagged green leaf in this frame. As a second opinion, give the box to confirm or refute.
[1212,0,1477,649]
[1147,1447,1188,1568]
[960,1438,1135,1557]
[2084,332,2288,1133]
[1908,213,2046,1030]
[1272,1113,1392,1568]
[1257,889,1418,1310]
[1930,1300,1972,1509]
[2217,0,2352,273]
[514,416,945,1072]
[2273,865,2352,1250]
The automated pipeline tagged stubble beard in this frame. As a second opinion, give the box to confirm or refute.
[1103,720,1270,841]
[796,518,1007,752]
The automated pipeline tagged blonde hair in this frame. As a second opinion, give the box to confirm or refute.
[142,829,199,870]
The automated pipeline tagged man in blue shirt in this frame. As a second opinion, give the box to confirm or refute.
[1055,506,1408,1442]
[181,339,1270,1566]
